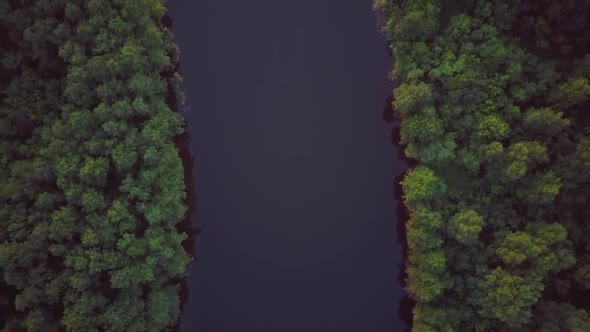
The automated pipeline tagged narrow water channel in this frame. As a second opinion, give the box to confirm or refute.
[168,1,408,331]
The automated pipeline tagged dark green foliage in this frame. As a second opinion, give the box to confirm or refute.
[1,0,188,330]
[375,0,590,330]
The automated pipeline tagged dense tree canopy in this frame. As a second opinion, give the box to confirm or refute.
[375,0,590,330]
[1,1,189,330]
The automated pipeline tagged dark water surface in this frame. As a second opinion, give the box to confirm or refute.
[168,1,408,331]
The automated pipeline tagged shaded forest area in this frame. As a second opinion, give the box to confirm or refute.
[375,0,590,331]
[1,1,190,331]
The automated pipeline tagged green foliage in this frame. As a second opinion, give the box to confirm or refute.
[394,0,440,40]
[530,301,590,332]
[551,77,590,109]
[406,265,448,302]
[503,141,548,181]
[407,205,443,250]
[400,113,444,144]
[448,209,483,245]
[1,0,189,330]
[479,268,544,327]
[378,0,590,330]
[147,285,181,331]
[516,171,561,205]
[401,166,447,207]
[412,303,463,332]
[393,82,434,115]
[523,108,570,136]
[474,114,510,141]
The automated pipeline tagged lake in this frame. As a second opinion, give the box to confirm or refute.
[167,1,408,331]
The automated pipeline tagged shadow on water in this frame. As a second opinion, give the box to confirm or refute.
[162,13,199,332]
[377,27,413,328]
[395,168,415,332]
[383,85,417,331]
[172,126,200,325]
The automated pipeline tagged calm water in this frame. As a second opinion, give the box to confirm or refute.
[168,1,408,331]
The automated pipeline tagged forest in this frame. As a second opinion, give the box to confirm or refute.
[2,0,590,331]
[375,0,590,330]
[1,0,189,331]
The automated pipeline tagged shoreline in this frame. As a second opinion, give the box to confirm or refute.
[160,12,197,331]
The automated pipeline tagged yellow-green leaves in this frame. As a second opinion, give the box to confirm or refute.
[401,166,447,207]
[475,114,510,141]
[516,171,561,205]
[523,108,570,136]
[551,77,590,109]
[394,0,440,40]
[80,157,109,187]
[504,141,548,181]
[497,224,574,274]
[497,231,544,266]
[401,113,444,144]
[49,206,77,241]
[406,266,447,302]
[479,268,544,327]
[393,82,434,116]
[449,209,484,245]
